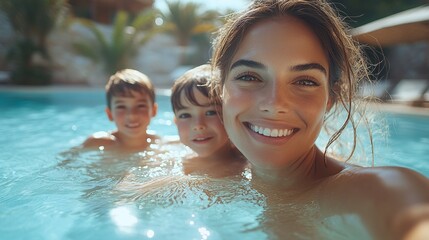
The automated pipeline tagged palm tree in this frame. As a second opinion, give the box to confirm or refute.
[73,9,160,77]
[161,1,221,64]
[162,1,220,46]
[0,0,68,85]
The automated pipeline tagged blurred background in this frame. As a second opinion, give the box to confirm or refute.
[0,0,428,105]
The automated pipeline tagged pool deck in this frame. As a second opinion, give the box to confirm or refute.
[367,101,429,117]
[1,85,428,117]
[0,85,173,95]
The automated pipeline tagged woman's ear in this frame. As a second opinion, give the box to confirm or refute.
[173,116,177,125]
[105,107,114,121]
[327,84,340,112]
[327,96,333,112]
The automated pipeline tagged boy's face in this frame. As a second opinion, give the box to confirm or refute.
[174,87,229,159]
[106,90,157,140]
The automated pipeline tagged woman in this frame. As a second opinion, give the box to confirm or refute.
[210,0,429,239]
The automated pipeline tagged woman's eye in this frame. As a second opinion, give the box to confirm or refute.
[235,73,259,82]
[178,113,191,119]
[205,110,217,116]
[115,105,126,109]
[138,104,147,108]
[295,78,319,86]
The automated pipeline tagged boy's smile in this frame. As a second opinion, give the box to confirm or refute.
[106,90,157,141]
[175,87,230,159]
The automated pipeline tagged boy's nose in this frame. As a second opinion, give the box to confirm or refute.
[126,109,138,119]
[193,118,206,131]
[193,125,206,131]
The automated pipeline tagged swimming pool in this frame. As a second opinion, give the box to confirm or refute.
[1,88,428,239]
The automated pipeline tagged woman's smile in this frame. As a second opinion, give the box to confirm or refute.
[247,122,296,137]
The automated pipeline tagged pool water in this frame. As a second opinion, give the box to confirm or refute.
[0,89,428,240]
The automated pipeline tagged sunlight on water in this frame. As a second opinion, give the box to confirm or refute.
[0,90,428,239]
[109,206,139,233]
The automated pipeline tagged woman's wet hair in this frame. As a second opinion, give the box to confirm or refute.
[211,0,375,162]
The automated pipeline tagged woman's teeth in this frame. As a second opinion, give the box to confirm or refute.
[250,124,293,137]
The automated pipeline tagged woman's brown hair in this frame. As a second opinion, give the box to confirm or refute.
[211,0,374,162]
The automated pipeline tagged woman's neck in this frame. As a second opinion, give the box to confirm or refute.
[251,147,343,190]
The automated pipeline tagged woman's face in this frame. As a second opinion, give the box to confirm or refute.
[222,16,331,170]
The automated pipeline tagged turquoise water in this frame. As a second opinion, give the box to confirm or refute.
[0,89,428,240]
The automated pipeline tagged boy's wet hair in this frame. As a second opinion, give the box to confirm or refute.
[171,64,220,113]
[105,69,155,109]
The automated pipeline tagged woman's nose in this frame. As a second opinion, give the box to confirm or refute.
[258,86,290,114]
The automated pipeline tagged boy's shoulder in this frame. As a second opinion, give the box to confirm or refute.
[82,131,117,149]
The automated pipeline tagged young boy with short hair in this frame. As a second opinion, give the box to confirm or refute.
[171,64,247,177]
[83,69,158,152]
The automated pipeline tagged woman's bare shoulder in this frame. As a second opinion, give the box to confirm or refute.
[321,165,429,239]
[324,165,429,214]
[330,165,428,194]
[350,166,428,191]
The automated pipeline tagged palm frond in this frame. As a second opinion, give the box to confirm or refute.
[163,1,220,46]
[71,42,100,62]
[73,10,162,75]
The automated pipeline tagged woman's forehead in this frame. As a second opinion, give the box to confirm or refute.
[230,16,329,72]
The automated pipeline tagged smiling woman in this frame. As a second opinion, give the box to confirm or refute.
[222,16,332,171]
[210,0,429,239]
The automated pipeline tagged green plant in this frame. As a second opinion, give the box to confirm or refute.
[73,9,160,76]
[0,0,68,85]
[162,1,220,47]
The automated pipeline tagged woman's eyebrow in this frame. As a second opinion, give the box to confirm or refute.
[230,59,327,76]
[230,59,266,70]
[291,63,327,76]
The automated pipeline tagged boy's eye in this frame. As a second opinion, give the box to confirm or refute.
[178,113,191,119]
[205,110,217,116]
[115,105,126,109]
[138,104,148,108]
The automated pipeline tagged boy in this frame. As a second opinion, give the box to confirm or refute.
[83,69,158,152]
[171,64,247,177]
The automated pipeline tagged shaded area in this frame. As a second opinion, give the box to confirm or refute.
[352,5,429,105]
